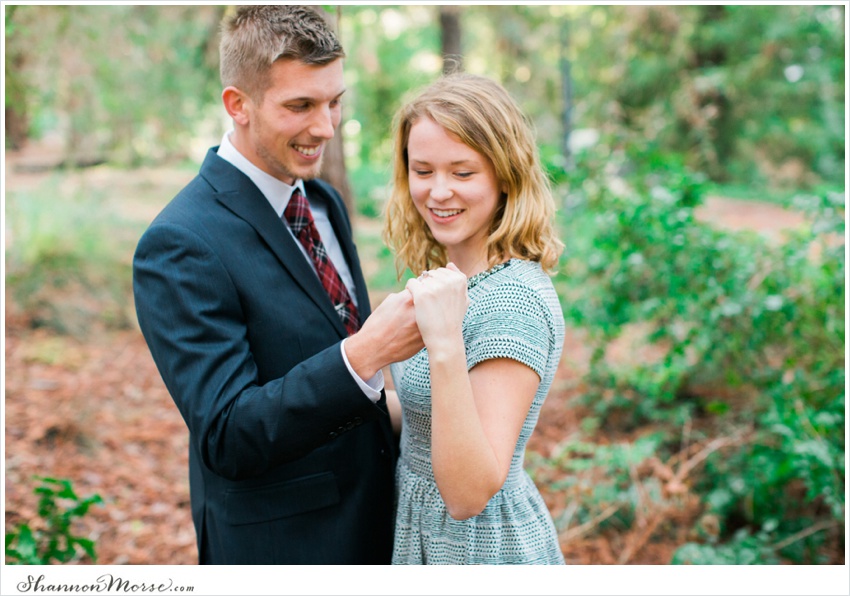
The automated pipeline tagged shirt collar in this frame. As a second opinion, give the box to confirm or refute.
[217,130,306,218]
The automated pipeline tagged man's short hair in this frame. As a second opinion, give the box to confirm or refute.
[220,5,345,101]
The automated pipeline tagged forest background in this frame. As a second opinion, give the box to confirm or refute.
[3,1,846,585]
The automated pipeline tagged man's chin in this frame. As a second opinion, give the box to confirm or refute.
[293,162,324,182]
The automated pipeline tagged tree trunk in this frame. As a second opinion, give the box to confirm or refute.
[317,6,354,216]
[4,54,29,150]
[560,17,574,173]
[4,7,30,150]
[321,128,353,214]
[439,6,463,74]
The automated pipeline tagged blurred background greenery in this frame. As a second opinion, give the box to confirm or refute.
[4,4,845,565]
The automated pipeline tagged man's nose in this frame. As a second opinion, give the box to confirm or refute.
[310,105,336,139]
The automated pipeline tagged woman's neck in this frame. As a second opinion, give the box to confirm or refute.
[448,251,504,278]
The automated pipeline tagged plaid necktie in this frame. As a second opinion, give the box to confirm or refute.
[283,189,360,336]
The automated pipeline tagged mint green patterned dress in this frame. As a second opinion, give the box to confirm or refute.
[390,259,565,565]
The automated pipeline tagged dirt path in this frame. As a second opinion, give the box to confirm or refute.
[696,195,806,240]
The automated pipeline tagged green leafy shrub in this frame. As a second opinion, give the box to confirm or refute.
[552,141,844,563]
[530,434,667,533]
[672,526,783,565]
[5,476,104,564]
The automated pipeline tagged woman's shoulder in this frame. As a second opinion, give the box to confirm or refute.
[480,259,556,293]
[470,259,560,314]
[504,258,551,285]
[464,259,564,372]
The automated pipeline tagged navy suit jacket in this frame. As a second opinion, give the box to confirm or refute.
[133,148,396,564]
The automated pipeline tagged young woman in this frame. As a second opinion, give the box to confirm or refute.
[383,73,566,564]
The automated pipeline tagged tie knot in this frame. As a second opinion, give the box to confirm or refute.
[283,189,313,235]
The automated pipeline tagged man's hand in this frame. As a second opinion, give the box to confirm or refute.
[344,290,424,380]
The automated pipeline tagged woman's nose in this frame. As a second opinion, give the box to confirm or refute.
[429,176,453,201]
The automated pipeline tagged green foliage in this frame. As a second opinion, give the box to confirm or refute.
[672,527,783,565]
[572,5,845,187]
[551,141,844,562]
[340,6,441,173]
[6,5,222,164]
[7,5,845,197]
[534,434,667,532]
[350,163,392,219]
[5,477,103,565]
[341,4,844,208]
[5,176,142,334]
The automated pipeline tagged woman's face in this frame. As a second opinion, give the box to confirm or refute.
[406,117,504,270]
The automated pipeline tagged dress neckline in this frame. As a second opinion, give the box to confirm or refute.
[467,260,511,289]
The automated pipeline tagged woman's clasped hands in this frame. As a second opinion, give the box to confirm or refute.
[404,263,470,351]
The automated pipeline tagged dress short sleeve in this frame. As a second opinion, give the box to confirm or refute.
[463,280,552,379]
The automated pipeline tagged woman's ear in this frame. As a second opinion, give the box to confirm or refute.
[222,86,251,127]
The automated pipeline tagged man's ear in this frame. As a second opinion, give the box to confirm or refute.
[222,86,251,127]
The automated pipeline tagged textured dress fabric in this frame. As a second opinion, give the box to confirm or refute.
[390,259,566,565]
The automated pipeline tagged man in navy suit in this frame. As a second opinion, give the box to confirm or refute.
[133,5,422,564]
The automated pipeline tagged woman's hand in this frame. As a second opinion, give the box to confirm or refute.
[404,263,469,352]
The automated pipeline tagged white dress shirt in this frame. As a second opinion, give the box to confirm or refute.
[217,132,383,402]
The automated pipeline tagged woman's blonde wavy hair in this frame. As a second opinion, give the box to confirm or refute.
[383,73,563,278]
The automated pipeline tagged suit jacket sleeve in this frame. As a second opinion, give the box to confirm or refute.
[133,220,385,482]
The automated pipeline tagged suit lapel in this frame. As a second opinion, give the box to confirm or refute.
[200,149,348,337]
